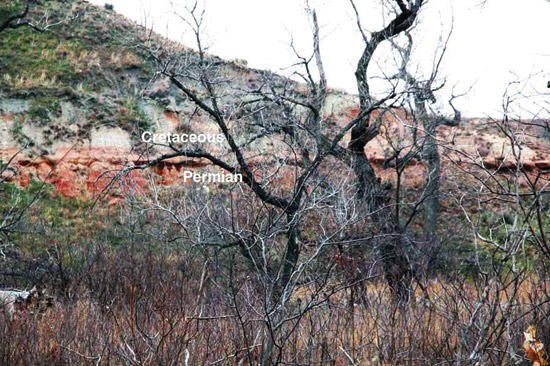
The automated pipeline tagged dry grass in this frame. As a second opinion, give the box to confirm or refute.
[2,72,57,89]
[1,246,547,366]
[109,52,141,69]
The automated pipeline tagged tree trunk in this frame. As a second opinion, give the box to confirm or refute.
[347,1,424,302]
[415,97,440,242]
[350,137,413,303]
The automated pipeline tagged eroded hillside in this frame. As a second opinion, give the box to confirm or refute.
[0,0,549,202]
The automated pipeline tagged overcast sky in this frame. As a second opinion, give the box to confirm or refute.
[89,0,550,118]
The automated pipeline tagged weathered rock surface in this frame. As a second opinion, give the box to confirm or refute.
[2,103,549,200]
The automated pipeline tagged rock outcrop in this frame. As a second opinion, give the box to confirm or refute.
[1,0,548,201]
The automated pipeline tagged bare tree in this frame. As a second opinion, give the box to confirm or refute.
[99,0,438,363]
[0,0,78,33]
[115,0,430,302]
[339,0,425,301]
[388,29,462,243]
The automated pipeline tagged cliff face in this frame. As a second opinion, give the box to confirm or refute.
[0,0,549,201]
[0,0,248,198]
